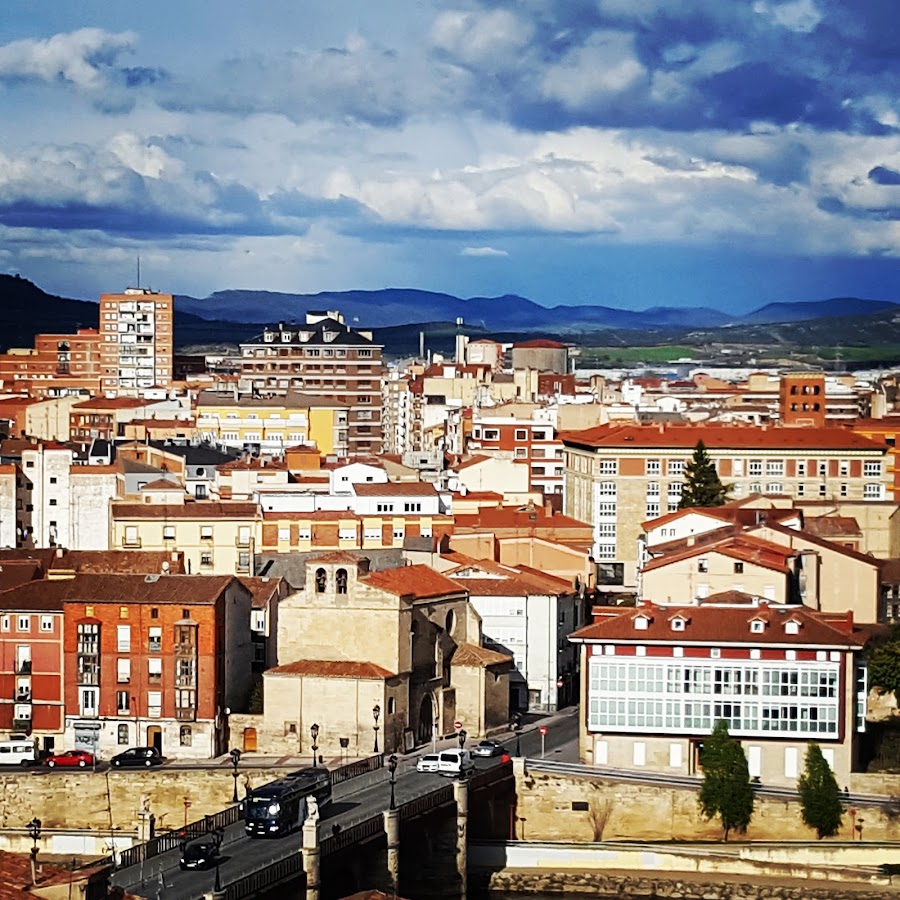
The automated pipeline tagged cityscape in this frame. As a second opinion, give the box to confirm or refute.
[0,285,898,900]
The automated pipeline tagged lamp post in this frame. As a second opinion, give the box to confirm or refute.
[310,723,319,768]
[372,703,381,754]
[388,754,398,810]
[339,737,349,766]
[27,817,41,885]
[513,715,522,757]
[212,826,225,892]
[457,729,467,751]
[229,748,242,804]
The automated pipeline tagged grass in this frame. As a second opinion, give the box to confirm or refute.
[578,346,699,364]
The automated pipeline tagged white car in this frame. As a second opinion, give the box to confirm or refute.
[416,754,441,773]
[437,749,475,777]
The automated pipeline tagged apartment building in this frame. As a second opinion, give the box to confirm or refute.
[239,312,384,455]
[98,289,174,395]
[570,598,869,787]
[470,403,566,498]
[62,574,252,758]
[562,423,892,589]
[0,328,103,398]
[196,390,311,454]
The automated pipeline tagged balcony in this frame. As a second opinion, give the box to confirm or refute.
[16,661,31,675]
[174,643,196,659]
[175,675,196,687]
[175,707,196,722]
[12,719,31,731]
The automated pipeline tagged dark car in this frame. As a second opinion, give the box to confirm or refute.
[110,747,164,768]
[180,840,220,870]
[471,740,504,758]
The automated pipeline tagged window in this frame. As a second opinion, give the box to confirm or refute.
[17,616,29,632]
[124,525,139,547]
[646,459,661,475]
[336,569,348,594]
[117,625,131,652]
[840,483,848,498]
[667,460,683,476]
[839,460,850,476]
[315,568,327,592]
[599,459,617,475]
[404,502,422,513]
[200,551,213,567]
[748,460,763,476]
[750,620,765,633]
[697,559,708,573]
[117,659,131,683]
[766,460,784,475]
[148,658,162,683]
[116,691,130,714]
[40,615,53,632]
[118,724,129,745]
[671,618,686,632]
[796,461,806,477]
[0,616,8,632]
[163,526,175,540]
[277,526,290,541]
[147,691,162,718]
[148,626,162,652]
[734,562,744,574]
[515,429,528,441]
[864,461,883,477]
[376,503,394,513]
[864,483,884,500]
[180,726,192,747]
[818,461,827,477]
[200,526,213,540]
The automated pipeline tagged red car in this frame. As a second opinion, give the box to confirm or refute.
[45,750,94,769]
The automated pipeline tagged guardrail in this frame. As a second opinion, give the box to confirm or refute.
[399,783,454,822]
[320,812,384,858]
[226,853,305,900]
[331,752,384,785]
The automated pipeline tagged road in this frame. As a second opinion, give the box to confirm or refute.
[113,712,580,900]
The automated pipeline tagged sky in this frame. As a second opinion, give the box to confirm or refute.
[1,0,899,313]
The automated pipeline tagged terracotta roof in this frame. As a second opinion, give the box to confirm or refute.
[50,549,187,576]
[570,602,867,647]
[307,551,362,564]
[72,397,148,410]
[140,478,184,491]
[751,521,883,568]
[267,659,395,679]
[353,481,439,497]
[0,574,237,609]
[513,339,567,349]
[112,501,258,519]
[802,516,862,538]
[262,510,362,521]
[642,533,795,575]
[363,565,465,600]
[449,560,571,595]
[451,641,512,667]
[452,454,491,471]
[0,562,43,592]
[452,505,590,532]
[0,849,113,898]
[560,423,888,452]
[238,576,285,608]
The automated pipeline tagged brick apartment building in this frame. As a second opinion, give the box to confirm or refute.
[0,328,103,398]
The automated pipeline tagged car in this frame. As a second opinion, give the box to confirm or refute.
[179,840,220,870]
[471,740,504,758]
[45,749,94,769]
[110,747,164,768]
[437,749,475,777]
[416,754,441,773]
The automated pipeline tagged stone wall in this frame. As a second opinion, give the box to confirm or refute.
[0,767,295,834]
[514,761,900,842]
[475,869,900,899]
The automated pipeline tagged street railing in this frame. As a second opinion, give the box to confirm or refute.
[226,853,305,900]
[320,812,383,858]
[330,752,384,785]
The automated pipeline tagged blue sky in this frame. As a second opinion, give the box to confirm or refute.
[1,0,899,313]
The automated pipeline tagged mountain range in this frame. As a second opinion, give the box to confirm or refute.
[1,275,899,356]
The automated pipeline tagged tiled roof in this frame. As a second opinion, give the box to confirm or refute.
[307,551,362,565]
[139,478,183,491]
[751,521,882,568]
[353,482,438,497]
[642,533,795,575]
[452,505,590,532]
[238,576,285,608]
[0,562,43,592]
[261,510,361,521]
[560,423,888,452]
[0,573,236,608]
[363,565,465,600]
[72,397,148,410]
[570,602,867,647]
[452,454,491,471]
[112,501,259,519]
[451,642,512,667]
[50,550,187,575]
[267,659,395,679]
[513,339,567,349]
[0,849,112,897]
[801,516,862,538]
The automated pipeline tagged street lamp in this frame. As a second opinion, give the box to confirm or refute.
[310,723,320,768]
[229,748,242,804]
[457,729,467,751]
[339,736,349,766]
[212,826,225,892]
[27,817,41,885]
[388,754,398,810]
[513,714,522,757]
[373,703,381,754]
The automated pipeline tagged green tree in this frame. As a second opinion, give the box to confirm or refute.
[868,630,900,701]
[679,440,730,509]
[798,743,843,839]
[698,720,754,840]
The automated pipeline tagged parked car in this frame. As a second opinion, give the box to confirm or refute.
[437,748,475,777]
[416,754,441,773]
[45,749,94,768]
[180,840,220,871]
[110,747,164,768]
[471,740,504,758]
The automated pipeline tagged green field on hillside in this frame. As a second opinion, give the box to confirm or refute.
[578,345,699,364]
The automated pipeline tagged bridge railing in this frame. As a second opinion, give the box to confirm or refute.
[320,811,384,858]
[399,783,454,822]
[225,853,306,900]
[330,752,384,786]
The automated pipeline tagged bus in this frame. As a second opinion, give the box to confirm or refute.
[244,767,332,838]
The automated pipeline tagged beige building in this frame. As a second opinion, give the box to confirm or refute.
[110,495,259,576]
[258,553,510,757]
[562,422,892,590]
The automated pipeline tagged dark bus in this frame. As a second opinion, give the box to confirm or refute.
[244,767,332,838]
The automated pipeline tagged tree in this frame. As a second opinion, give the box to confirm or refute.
[798,743,843,838]
[698,720,754,840]
[868,627,900,701]
[679,440,730,509]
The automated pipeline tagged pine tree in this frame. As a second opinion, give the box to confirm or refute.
[698,720,754,840]
[679,440,730,509]
[798,743,843,839]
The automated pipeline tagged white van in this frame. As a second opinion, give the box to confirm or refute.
[0,740,38,767]
[438,748,475,777]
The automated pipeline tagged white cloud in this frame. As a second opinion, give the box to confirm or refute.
[431,9,534,67]
[461,246,508,257]
[0,28,136,89]
[753,0,823,33]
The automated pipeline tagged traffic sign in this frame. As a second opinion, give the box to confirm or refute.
[539,726,547,735]
[454,720,463,730]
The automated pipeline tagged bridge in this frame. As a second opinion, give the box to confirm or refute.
[104,716,577,900]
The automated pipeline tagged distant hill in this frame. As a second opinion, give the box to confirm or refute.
[741,297,898,323]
